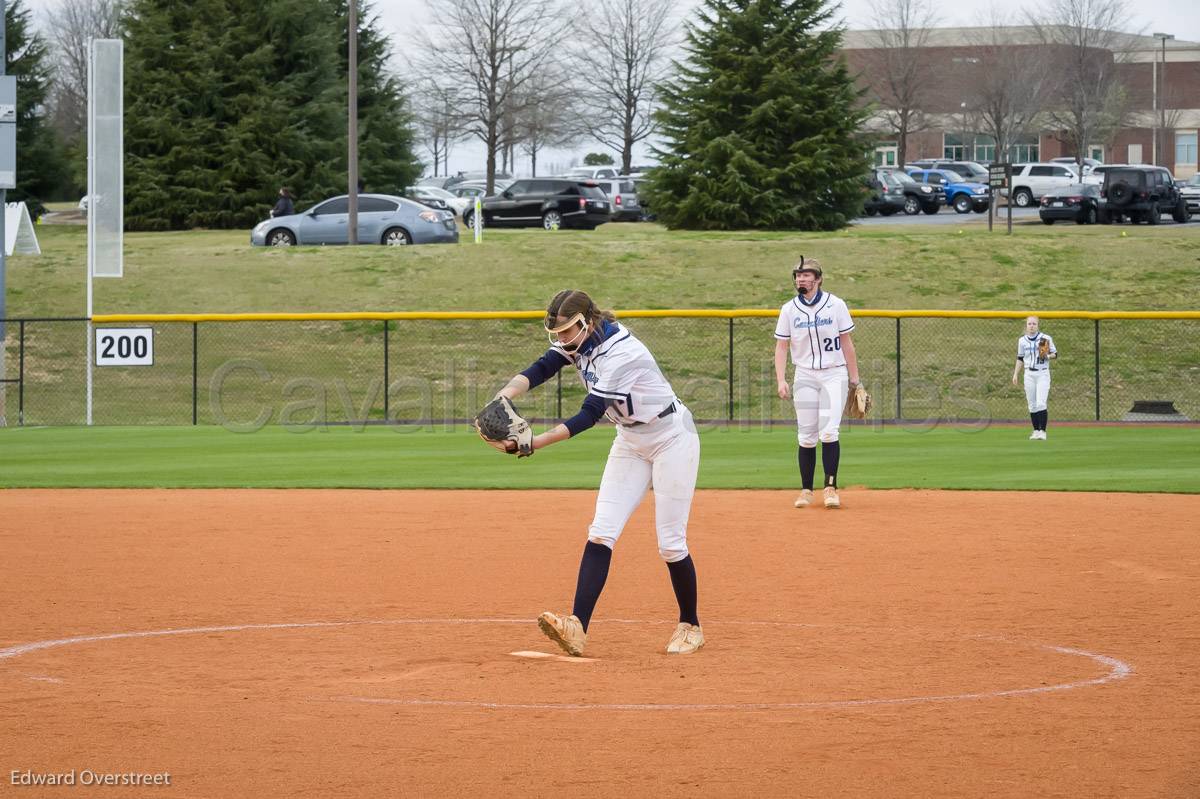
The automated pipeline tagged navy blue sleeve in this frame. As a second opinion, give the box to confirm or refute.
[519,348,570,390]
[564,393,607,437]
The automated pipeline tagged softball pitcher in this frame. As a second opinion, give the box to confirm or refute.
[491,290,704,657]
[1011,315,1057,439]
[774,257,862,509]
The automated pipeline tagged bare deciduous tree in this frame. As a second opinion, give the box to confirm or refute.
[861,0,938,168]
[413,78,469,177]
[515,73,581,176]
[45,0,124,140]
[499,97,517,174]
[424,0,572,192]
[1030,0,1139,173]
[572,0,675,174]
[962,14,1056,167]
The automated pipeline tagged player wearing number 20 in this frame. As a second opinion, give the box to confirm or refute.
[774,258,862,510]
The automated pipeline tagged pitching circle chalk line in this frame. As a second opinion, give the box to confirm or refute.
[0,618,1133,712]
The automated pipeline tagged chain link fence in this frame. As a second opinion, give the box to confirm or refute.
[1,312,1196,427]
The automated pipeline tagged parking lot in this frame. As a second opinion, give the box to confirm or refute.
[853,206,1041,226]
[853,206,1195,227]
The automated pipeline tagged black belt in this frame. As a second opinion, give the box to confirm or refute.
[629,402,676,426]
[1028,367,1045,372]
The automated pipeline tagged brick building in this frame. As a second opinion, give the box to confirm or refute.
[843,27,1200,178]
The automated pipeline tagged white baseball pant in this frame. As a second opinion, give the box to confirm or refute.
[586,404,700,563]
[792,365,849,447]
[1024,369,1051,413]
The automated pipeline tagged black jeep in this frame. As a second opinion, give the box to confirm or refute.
[878,168,944,215]
[1099,166,1190,225]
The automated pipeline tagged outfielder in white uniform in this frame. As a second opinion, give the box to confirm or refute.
[1011,315,1057,440]
[774,258,862,509]
[495,290,704,657]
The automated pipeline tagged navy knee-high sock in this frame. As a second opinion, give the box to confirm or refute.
[822,440,841,488]
[798,446,817,490]
[1038,410,1049,431]
[665,555,699,626]
[571,541,612,632]
[1030,412,1038,430]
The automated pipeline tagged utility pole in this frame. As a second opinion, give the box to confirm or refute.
[1152,33,1174,166]
[347,0,359,245]
[1,0,7,327]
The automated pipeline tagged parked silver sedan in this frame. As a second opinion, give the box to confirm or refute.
[251,194,458,246]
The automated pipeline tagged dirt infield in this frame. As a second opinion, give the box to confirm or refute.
[2,489,1198,798]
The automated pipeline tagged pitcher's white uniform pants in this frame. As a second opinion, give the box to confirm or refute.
[1024,369,1051,412]
[587,405,700,563]
[793,366,849,447]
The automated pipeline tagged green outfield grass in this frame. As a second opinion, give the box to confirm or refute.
[7,223,1200,427]
[13,220,1200,317]
[1,424,1196,492]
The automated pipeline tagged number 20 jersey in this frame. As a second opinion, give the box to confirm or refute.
[774,291,856,370]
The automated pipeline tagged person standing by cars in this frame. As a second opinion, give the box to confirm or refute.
[270,187,294,218]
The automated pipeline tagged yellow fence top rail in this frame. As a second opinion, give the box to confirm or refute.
[91,309,1200,323]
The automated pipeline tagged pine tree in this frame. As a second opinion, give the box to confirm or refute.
[123,0,241,230]
[6,0,70,216]
[644,0,871,230]
[124,0,348,229]
[124,0,420,230]
[204,0,345,227]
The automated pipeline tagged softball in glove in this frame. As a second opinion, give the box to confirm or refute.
[474,396,534,457]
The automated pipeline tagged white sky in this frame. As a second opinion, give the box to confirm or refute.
[371,0,1200,175]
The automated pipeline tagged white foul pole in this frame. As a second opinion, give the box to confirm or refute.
[86,37,95,425]
[86,39,124,426]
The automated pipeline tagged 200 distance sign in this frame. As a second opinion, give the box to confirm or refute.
[95,327,154,366]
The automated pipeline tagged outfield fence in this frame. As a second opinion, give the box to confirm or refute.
[0,310,1197,427]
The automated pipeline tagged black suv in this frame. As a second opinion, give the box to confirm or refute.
[463,178,612,230]
[1099,166,1191,225]
[879,167,944,214]
[906,159,990,183]
[862,169,906,216]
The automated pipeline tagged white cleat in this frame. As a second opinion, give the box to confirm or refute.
[666,623,705,654]
[1030,431,1040,440]
[1038,430,1047,440]
[793,489,814,508]
[823,486,840,509]
[537,611,587,657]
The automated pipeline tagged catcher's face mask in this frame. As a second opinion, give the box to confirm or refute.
[792,257,822,297]
[546,313,590,352]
